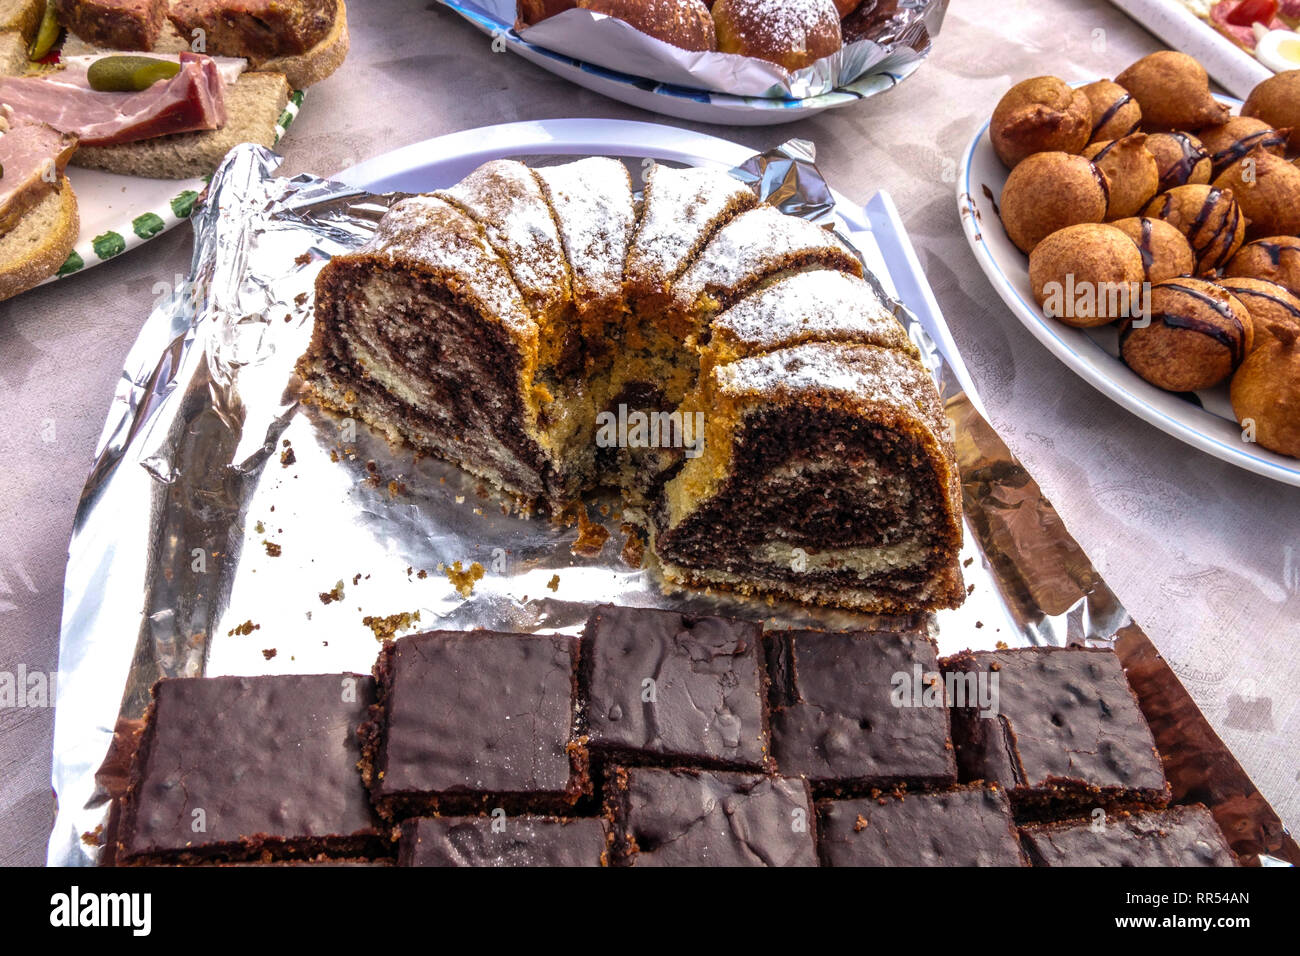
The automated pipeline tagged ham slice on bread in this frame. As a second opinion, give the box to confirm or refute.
[0,109,78,234]
[0,51,226,146]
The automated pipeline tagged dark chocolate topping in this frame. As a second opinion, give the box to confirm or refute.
[1091,91,1135,139]
[1020,805,1236,867]
[398,815,608,867]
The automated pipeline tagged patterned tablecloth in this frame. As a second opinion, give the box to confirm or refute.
[0,0,1295,865]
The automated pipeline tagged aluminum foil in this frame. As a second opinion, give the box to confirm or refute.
[465,0,947,99]
[50,141,1296,866]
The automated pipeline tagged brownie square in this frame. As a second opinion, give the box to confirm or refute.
[398,815,610,867]
[765,626,957,792]
[604,766,817,867]
[581,604,769,771]
[1019,805,1237,867]
[942,647,1170,817]
[818,786,1028,867]
[117,674,384,864]
[360,630,589,819]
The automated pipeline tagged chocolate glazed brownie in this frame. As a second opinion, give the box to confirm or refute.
[765,625,957,793]
[818,785,1028,867]
[1020,805,1236,867]
[580,604,771,772]
[117,674,386,865]
[942,647,1171,819]
[398,815,611,867]
[358,630,591,820]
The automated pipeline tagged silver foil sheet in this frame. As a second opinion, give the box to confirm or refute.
[49,141,1296,866]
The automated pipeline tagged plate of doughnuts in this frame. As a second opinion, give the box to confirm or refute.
[433,0,943,126]
[958,52,1300,486]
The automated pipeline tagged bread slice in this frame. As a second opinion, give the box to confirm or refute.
[0,0,42,41]
[65,0,348,88]
[69,69,289,178]
[0,28,29,73]
[260,0,348,89]
[0,176,79,301]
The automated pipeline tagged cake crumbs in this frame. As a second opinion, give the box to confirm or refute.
[263,540,281,557]
[619,525,645,569]
[570,506,610,557]
[995,640,1009,650]
[963,557,974,567]
[388,479,406,498]
[417,569,428,579]
[254,520,265,533]
[966,584,975,595]
[280,445,296,467]
[294,251,312,266]
[853,815,869,832]
[975,621,983,629]
[81,824,104,847]
[445,560,485,597]
[353,573,363,586]
[319,581,345,604]
[261,648,277,660]
[547,573,560,592]
[362,610,421,641]
[228,620,259,637]
[294,292,308,306]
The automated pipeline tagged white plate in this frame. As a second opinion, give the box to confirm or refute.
[337,117,981,407]
[433,0,926,127]
[957,94,1300,487]
[34,90,303,287]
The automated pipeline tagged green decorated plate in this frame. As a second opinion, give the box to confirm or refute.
[38,90,303,286]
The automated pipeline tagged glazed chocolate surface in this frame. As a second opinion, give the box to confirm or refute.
[766,627,957,790]
[398,815,608,867]
[606,766,817,867]
[943,647,1169,808]
[818,786,1027,867]
[582,604,769,770]
[119,674,379,862]
[369,630,584,811]
[1020,805,1236,866]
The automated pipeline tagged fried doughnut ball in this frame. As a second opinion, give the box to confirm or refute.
[712,0,841,70]
[1225,236,1300,296]
[1110,217,1197,283]
[1217,277,1300,354]
[1115,51,1230,130]
[1120,277,1254,391]
[1000,152,1108,254]
[1141,184,1245,275]
[578,0,717,51]
[1145,132,1213,193]
[1081,79,1142,144]
[519,0,578,24]
[989,76,1092,168]
[1213,152,1300,239]
[1029,224,1146,327]
[1083,134,1159,220]
[1197,116,1290,179]
[1231,330,1300,458]
[1241,70,1300,153]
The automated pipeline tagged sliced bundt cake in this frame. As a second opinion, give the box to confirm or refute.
[298,157,965,613]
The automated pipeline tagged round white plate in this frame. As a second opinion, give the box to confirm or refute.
[957,93,1300,488]
[436,0,925,127]
[35,90,303,287]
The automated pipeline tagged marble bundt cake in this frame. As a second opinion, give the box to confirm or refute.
[299,158,964,613]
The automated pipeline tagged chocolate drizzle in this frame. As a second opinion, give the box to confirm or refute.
[1185,188,1240,272]
[1157,133,1209,193]
[1210,129,1288,177]
[1135,218,1155,275]
[1121,280,1248,366]
[1091,91,1135,139]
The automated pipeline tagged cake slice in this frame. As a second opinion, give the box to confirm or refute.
[398,815,610,867]
[699,269,917,384]
[653,342,964,613]
[533,156,636,353]
[664,205,864,345]
[299,194,560,503]
[624,162,757,314]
